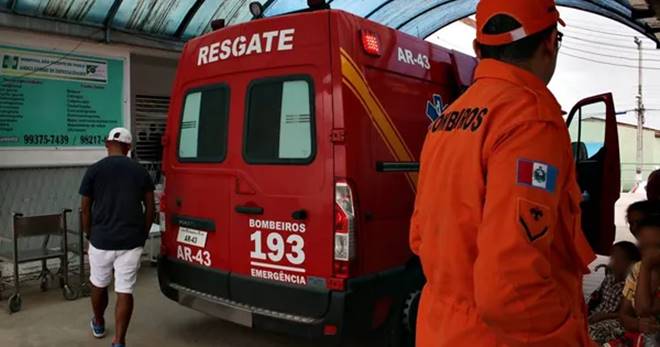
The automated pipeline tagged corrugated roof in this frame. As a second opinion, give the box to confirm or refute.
[0,0,657,47]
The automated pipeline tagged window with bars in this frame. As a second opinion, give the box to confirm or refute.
[134,95,169,163]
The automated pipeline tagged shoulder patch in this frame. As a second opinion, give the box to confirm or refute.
[518,198,550,242]
[516,158,558,193]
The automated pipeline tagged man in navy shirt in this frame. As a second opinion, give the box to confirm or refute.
[80,127,154,347]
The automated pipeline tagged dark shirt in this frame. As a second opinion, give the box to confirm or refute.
[79,156,155,250]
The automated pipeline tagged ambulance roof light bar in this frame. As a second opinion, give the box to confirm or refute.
[249,2,264,19]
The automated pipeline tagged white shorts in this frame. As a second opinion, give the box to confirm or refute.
[88,244,143,294]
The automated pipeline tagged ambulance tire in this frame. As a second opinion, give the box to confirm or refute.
[387,257,424,347]
[386,289,417,347]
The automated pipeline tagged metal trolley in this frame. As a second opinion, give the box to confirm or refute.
[0,209,77,313]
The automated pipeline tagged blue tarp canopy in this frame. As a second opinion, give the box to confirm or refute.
[0,0,657,48]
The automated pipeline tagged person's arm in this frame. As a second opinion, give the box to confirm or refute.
[78,167,94,239]
[619,263,660,334]
[142,170,155,236]
[409,132,432,256]
[589,312,620,324]
[620,298,640,331]
[81,196,92,238]
[636,263,654,317]
[473,119,589,346]
[143,191,154,235]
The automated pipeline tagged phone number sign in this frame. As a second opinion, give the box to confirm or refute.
[0,45,124,147]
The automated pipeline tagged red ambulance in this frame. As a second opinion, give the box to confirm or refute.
[158,4,620,345]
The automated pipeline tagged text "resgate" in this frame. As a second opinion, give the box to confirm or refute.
[197,29,295,66]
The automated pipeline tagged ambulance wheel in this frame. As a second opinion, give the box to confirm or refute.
[387,290,419,347]
[402,290,421,335]
[8,294,22,314]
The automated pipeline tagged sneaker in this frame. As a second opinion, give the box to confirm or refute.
[90,318,106,338]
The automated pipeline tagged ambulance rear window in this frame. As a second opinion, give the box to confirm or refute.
[244,76,315,164]
[177,85,229,162]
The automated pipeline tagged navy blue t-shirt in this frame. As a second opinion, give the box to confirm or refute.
[79,156,155,250]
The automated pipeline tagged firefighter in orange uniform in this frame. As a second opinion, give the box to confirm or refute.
[410,0,597,346]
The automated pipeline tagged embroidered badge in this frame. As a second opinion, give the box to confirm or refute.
[517,159,558,193]
[518,198,551,242]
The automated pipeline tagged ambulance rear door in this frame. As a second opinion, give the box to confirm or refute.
[164,78,234,298]
[226,11,336,319]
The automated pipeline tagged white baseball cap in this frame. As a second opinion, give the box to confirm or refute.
[107,127,132,144]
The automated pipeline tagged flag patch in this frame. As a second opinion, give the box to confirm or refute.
[517,159,558,193]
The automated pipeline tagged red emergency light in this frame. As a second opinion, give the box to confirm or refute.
[361,30,381,56]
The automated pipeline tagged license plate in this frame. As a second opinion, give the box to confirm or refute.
[177,227,208,248]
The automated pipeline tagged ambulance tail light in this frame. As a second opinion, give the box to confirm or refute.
[334,181,356,280]
[361,30,381,56]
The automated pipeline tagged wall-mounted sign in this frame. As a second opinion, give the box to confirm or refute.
[0,45,124,147]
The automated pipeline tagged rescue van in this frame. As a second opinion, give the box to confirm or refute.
[158,4,620,345]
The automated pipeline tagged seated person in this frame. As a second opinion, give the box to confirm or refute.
[588,241,640,344]
[619,210,660,346]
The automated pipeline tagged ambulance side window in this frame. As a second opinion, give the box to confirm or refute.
[244,76,315,164]
[177,85,230,162]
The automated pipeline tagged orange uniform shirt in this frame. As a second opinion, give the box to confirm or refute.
[410,59,596,347]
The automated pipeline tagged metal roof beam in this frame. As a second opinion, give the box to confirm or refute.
[262,0,278,13]
[175,0,205,38]
[365,0,395,19]
[103,0,123,43]
[396,0,458,30]
[8,0,17,12]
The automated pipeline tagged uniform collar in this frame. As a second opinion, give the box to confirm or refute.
[474,59,561,114]
[475,59,550,95]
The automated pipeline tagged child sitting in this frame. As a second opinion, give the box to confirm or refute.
[588,241,641,344]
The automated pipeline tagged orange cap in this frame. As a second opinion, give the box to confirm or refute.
[476,0,565,46]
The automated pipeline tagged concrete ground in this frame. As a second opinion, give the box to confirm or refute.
[0,266,380,347]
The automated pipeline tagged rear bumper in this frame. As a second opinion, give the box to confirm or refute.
[158,257,419,339]
[157,257,346,338]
